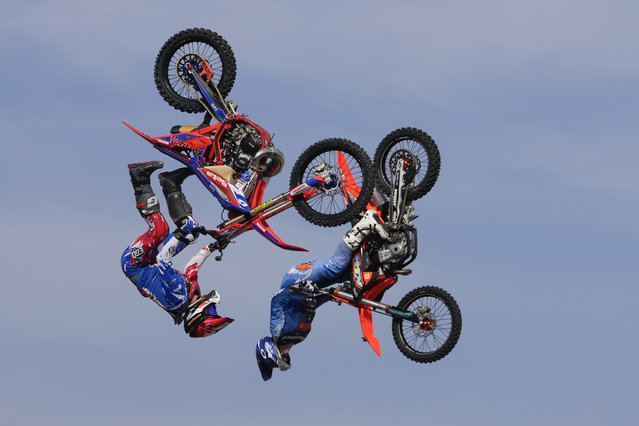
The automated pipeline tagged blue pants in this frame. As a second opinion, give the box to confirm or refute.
[269,241,352,344]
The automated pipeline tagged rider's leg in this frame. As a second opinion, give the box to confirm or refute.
[269,284,316,370]
[129,161,164,216]
[121,162,169,282]
[156,168,198,261]
[159,167,194,226]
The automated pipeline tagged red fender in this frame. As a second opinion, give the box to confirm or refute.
[122,121,161,145]
[357,277,398,356]
[337,151,362,200]
[251,217,308,252]
[358,307,381,356]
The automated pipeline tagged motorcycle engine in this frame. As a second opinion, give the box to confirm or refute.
[370,224,417,270]
[222,122,262,174]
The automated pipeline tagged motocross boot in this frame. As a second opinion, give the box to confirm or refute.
[159,168,194,224]
[128,161,164,216]
[343,209,390,251]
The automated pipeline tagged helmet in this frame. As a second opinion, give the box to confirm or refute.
[183,291,233,338]
[256,336,277,381]
[255,336,290,381]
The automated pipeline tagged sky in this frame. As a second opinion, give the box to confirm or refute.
[1,0,637,424]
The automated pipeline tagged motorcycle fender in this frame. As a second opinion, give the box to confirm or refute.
[123,122,211,150]
[356,276,396,357]
[122,122,166,145]
[358,307,381,357]
[251,217,308,252]
[337,151,361,200]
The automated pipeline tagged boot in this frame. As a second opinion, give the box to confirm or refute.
[343,210,390,251]
[128,161,164,216]
[159,168,194,224]
[129,161,164,187]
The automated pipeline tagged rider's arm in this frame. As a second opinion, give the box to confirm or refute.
[183,244,215,298]
[156,215,205,265]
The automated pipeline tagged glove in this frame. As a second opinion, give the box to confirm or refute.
[178,216,200,234]
[175,216,208,241]
[297,281,319,295]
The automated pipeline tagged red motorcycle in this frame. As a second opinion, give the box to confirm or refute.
[125,28,376,254]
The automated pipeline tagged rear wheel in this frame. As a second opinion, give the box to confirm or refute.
[392,286,461,363]
[154,28,236,113]
[289,139,374,227]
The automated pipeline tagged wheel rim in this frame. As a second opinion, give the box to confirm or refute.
[399,295,453,354]
[299,149,366,216]
[167,41,224,101]
[380,138,430,190]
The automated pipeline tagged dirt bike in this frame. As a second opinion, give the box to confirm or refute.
[307,131,461,364]
[124,28,378,254]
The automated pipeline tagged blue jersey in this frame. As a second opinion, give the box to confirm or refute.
[121,238,190,313]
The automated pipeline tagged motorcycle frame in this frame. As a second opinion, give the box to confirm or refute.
[125,119,346,253]
[325,154,421,356]
[206,174,334,254]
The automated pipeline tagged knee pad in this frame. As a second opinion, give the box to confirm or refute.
[165,191,193,224]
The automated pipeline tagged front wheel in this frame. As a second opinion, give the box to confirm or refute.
[392,286,461,363]
[373,127,441,201]
[154,28,237,113]
[289,138,374,227]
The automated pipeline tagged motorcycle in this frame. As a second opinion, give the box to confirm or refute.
[309,130,461,364]
[124,28,376,254]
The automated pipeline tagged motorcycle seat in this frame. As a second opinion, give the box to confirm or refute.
[391,269,412,276]
[203,165,238,185]
[170,125,199,134]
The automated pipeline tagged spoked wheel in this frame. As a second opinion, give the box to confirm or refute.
[373,127,441,200]
[154,28,236,113]
[392,286,461,363]
[289,138,374,227]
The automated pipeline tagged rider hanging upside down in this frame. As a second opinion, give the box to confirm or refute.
[256,209,390,380]
[120,161,233,337]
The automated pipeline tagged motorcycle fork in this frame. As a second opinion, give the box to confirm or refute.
[388,155,416,223]
[184,59,230,122]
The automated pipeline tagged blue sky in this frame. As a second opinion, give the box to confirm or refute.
[1,1,637,424]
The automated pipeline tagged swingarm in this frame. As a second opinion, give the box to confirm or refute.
[325,287,424,324]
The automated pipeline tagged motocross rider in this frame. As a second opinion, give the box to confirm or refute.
[256,209,390,380]
[120,161,233,337]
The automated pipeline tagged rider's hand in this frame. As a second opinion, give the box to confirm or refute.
[298,281,319,295]
[179,216,200,234]
[175,216,206,243]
